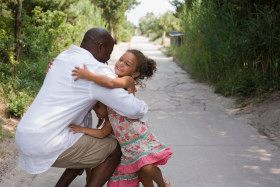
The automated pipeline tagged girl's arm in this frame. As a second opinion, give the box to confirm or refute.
[72,65,135,90]
[69,118,113,139]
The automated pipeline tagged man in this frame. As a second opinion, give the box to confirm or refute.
[15,28,148,187]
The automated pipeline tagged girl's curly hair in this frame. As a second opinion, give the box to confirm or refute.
[126,49,157,86]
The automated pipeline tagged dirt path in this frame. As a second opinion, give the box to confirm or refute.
[233,92,280,148]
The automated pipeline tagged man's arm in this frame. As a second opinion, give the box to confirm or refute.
[87,64,148,119]
[94,85,148,119]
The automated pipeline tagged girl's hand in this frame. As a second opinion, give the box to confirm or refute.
[72,64,92,81]
[127,85,137,95]
[69,124,84,133]
[127,77,137,94]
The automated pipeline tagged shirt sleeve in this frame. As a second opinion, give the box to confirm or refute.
[87,62,148,119]
[95,64,116,79]
[93,85,148,119]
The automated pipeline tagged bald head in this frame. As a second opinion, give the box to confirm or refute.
[81,28,114,63]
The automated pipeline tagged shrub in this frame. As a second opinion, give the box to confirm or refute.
[172,0,280,97]
[7,90,32,118]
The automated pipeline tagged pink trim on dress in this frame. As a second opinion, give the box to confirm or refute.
[107,178,140,187]
[117,147,173,174]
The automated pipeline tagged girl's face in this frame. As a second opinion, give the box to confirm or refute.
[115,52,139,77]
[93,102,108,118]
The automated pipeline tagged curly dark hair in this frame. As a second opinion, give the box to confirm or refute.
[126,49,157,86]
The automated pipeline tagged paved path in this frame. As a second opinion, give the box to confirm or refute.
[1,36,280,187]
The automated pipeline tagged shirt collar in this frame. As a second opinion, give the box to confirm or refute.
[69,45,95,59]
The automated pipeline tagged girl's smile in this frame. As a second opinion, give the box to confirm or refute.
[115,52,139,77]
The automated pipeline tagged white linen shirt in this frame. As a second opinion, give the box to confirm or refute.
[15,45,148,174]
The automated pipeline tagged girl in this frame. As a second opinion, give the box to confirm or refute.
[70,49,173,187]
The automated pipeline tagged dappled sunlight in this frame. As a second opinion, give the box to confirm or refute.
[243,165,262,174]
[208,125,228,138]
[218,131,227,138]
[185,111,201,115]
[270,168,280,174]
[3,125,15,133]
[148,56,173,61]
[248,146,272,161]
[142,50,162,55]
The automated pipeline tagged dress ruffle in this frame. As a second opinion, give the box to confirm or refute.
[107,178,139,187]
[117,147,173,174]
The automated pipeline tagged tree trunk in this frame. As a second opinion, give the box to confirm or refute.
[108,21,117,44]
[15,0,23,62]
[113,26,118,44]
[161,31,166,46]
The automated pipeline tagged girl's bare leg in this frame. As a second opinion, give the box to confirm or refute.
[138,164,166,187]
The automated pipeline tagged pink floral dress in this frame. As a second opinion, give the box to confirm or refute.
[107,108,173,187]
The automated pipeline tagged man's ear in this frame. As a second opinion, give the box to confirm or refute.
[98,42,103,51]
[132,72,140,78]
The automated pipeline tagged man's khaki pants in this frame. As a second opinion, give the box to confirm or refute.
[52,135,117,169]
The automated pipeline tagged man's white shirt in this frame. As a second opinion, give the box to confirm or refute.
[15,45,148,174]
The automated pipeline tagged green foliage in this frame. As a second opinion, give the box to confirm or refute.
[139,11,180,40]
[172,0,280,97]
[139,13,160,37]
[1,0,136,117]
[118,19,135,42]
[0,117,14,141]
[7,90,32,118]
[93,0,138,42]
[0,1,16,64]
[159,12,181,33]
[0,0,105,117]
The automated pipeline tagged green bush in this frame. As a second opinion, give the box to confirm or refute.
[139,12,180,41]
[118,20,135,42]
[0,0,106,117]
[172,0,280,97]
[7,90,32,118]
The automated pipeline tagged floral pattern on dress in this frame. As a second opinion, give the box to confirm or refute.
[107,108,173,187]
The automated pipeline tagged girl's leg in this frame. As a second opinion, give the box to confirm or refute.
[138,164,166,187]
[138,165,154,187]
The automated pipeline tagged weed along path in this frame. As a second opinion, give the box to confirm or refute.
[1,36,280,187]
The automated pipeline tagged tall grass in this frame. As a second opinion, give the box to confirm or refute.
[174,0,280,97]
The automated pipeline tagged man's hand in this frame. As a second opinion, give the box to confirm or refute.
[69,124,85,134]
[72,65,92,81]
[45,59,54,74]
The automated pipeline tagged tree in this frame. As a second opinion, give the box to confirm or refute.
[139,11,180,43]
[170,0,186,17]
[139,12,160,37]
[0,0,106,117]
[92,0,139,42]
[15,0,22,61]
[159,11,181,44]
